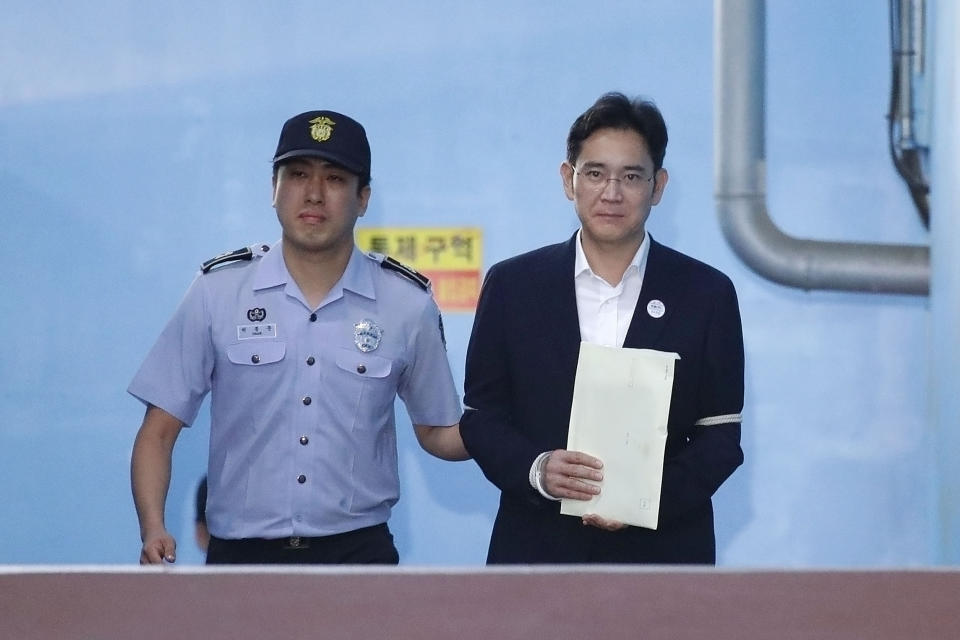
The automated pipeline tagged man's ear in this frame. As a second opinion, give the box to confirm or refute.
[650,168,669,206]
[357,185,372,217]
[560,162,575,201]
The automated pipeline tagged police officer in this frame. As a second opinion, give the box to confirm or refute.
[129,110,467,565]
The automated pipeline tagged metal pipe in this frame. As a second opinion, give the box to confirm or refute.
[898,0,917,145]
[714,0,930,295]
[929,0,960,565]
[913,0,926,74]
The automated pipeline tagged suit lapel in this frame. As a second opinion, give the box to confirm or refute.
[543,234,582,372]
[542,234,677,363]
[624,237,674,349]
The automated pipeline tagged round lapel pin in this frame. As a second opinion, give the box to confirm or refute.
[646,299,666,319]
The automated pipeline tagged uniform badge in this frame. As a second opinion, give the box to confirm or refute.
[354,319,383,353]
[247,307,266,322]
[237,323,277,340]
[309,116,335,142]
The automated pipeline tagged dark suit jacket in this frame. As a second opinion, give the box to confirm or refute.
[460,233,744,564]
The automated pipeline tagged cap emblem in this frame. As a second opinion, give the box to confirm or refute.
[309,116,335,143]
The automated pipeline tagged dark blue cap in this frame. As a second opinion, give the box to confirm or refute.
[272,110,371,180]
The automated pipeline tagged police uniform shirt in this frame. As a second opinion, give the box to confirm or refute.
[128,242,462,539]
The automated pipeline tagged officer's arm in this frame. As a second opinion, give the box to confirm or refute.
[413,423,470,461]
[131,405,184,564]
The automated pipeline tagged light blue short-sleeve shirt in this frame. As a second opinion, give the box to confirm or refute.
[128,242,462,538]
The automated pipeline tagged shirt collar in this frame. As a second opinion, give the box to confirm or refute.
[251,240,289,291]
[252,242,376,301]
[574,228,650,285]
[338,248,376,300]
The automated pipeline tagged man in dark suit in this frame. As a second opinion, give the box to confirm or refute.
[459,92,744,564]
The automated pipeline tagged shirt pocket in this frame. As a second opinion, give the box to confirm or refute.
[226,341,286,366]
[333,348,397,441]
[334,347,393,380]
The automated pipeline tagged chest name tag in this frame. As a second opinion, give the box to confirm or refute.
[237,323,278,340]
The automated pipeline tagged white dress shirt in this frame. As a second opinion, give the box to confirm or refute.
[574,229,650,348]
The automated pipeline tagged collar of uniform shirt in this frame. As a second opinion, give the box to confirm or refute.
[252,242,376,303]
[573,228,650,348]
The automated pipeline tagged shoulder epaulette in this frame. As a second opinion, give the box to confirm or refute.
[201,244,270,273]
[379,255,430,290]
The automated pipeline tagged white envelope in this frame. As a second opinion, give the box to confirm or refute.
[560,342,679,529]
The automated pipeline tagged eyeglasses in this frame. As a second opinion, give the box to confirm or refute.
[571,164,655,192]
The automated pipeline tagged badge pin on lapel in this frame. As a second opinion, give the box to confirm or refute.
[646,299,666,319]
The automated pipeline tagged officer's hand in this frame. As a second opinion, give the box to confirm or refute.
[542,449,603,500]
[140,528,177,565]
[582,513,628,531]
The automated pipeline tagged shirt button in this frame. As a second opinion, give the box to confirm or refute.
[251,354,260,364]
[297,474,306,484]
[356,364,367,374]
[302,396,312,406]
[306,356,315,366]
[309,313,317,322]
[300,435,309,445]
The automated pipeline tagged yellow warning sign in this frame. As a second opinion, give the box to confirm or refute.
[356,227,483,312]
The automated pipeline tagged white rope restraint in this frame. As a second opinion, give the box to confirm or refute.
[694,413,742,427]
[529,451,561,501]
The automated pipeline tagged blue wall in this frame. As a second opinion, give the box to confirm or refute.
[0,1,935,566]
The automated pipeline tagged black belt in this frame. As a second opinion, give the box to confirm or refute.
[208,535,316,550]
[280,536,311,550]
[211,523,387,551]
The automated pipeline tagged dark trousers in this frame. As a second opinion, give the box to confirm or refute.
[206,523,399,565]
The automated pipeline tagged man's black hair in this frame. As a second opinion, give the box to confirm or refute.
[566,92,668,170]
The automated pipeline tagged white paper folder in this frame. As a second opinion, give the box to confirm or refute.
[560,343,680,529]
